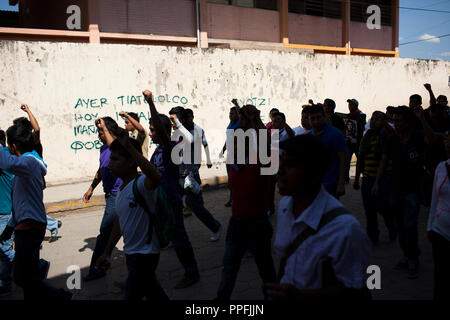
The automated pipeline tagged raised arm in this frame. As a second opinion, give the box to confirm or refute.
[119,111,146,145]
[424,83,437,107]
[95,118,115,147]
[143,90,172,148]
[21,104,40,145]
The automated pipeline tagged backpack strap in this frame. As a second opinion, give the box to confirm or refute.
[132,174,154,244]
[284,206,350,261]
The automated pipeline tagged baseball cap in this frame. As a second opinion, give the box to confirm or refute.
[347,99,359,107]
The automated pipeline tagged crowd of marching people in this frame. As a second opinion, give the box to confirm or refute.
[0,83,449,301]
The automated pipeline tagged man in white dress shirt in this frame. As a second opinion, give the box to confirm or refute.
[265,135,372,299]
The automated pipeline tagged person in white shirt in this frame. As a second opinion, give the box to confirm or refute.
[95,120,168,300]
[427,135,450,300]
[292,106,312,136]
[265,135,372,299]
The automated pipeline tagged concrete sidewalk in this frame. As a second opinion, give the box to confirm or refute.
[44,163,229,214]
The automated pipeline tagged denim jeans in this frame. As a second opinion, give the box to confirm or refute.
[46,215,59,235]
[13,229,71,300]
[216,216,276,300]
[124,253,168,300]
[0,214,14,289]
[88,193,117,274]
[184,172,221,233]
[361,176,395,242]
[170,201,199,278]
[392,189,421,259]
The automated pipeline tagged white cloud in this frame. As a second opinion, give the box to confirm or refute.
[419,34,440,43]
[440,52,450,57]
[399,37,404,41]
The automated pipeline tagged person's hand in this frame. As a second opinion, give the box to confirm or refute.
[119,111,128,118]
[424,83,432,91]
[143,90,152,104]
[336,184,345,197]
[95,118,106,129]
[353,180,360,190]
[0,226,13,244]
[20,104,30,112]
[264,283,295,300]
[308,99,314,105]
[371,184,378,196]
[231,98,239,106]
[83,187,93,203]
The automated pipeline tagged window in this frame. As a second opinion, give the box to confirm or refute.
[351,0,392,26]
[288,0,342,19]
[207,0,278,11]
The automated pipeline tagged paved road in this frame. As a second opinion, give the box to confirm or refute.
[1,182,434,300]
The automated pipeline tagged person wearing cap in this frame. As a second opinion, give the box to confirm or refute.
[344,99,366,183]
[264,134,371,300]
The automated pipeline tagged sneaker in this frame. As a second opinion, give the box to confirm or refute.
[394,257,408,270]
[39,259,51,280]
[407,259,419,279]
[210,224,222,242]
[58,220,62,229]
[83,270,106,282]
[50,228,58,241]
[224,200,232,207]
[0,286,12,297]
[174,275,200,289]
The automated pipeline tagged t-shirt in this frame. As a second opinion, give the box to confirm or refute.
[385,131,426,193]
[293,126,308,136]
[343,111,366,146]
[115,175,159,255]
[150,142,182,203]
[330,113,346,133]
[309,123,347,188]
[0,147,13,215]
[229,164,269,218]
[99,145,122,195]
[358,129,392,178]
[130,130,149,160]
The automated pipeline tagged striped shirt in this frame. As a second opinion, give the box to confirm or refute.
[359,130,392,178]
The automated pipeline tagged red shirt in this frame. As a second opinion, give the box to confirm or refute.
[229,164,270,218]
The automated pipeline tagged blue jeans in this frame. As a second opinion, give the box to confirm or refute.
[124,253,168,300]
[46,215,59,236]
[171,201,199,278]
[88,193,117,274]
[392,189,421,259]
[0,214,14,289]
[184,172,221,233]
[216,216,276,300]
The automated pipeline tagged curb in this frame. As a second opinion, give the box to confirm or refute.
[46,175,230,215]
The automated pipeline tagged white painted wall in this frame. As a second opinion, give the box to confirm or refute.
[0,41,449,185]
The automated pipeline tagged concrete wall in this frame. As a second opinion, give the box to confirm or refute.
[0,40,449,185]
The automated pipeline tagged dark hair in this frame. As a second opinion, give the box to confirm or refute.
[269,108,279,114]
[13,117,33,131]
[394,106,414,124]
[128,112,139,122]
[386,106,395,113]
[0,130,5,146]
[371,111,386,120]
[302,105,312,114]
[230,107,238,112]
[150,114,172,136]
[102,117,119,136]
[169,106,186,121]
[110,138,142,162]
[280,135,332,178]
[185,108,194,118]
[437,95,448,101]
[409,94,422,104]
[273,112,286,122]
[6,120,34,153]
[324,98,336,110]
[308,104,325,115]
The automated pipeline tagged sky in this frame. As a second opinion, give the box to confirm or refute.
[0,0,449,61]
